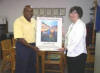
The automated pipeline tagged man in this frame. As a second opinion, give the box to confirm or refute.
[14,5,38,73]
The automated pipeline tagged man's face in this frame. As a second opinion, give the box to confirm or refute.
[24,7,33,20]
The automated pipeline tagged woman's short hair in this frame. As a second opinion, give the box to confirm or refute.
[69,6,83,18]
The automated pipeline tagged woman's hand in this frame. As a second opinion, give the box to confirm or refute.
[58,48,65,51]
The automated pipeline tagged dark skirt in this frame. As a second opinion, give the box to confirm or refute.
[67,53,87,73]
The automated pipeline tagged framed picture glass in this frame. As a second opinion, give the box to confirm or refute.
[46,8,52,16]
[52,8,59,16]
[36,17,62,51]
[60,8,66,16]
[39,8,45,16]
[33,8,39,16]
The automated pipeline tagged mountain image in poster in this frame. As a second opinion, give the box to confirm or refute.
[41,20,58,42]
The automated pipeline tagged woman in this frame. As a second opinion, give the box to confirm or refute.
[59,6,87,73]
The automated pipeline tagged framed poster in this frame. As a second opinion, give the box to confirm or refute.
[36,17,62,51]
[33,8,39,16]
[46,8,52,16]
[52,8,59,16]
[60,8,66,16]
[39,8,45,16]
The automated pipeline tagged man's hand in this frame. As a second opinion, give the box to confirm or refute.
[32,46,39,52]
[17,38,33,48]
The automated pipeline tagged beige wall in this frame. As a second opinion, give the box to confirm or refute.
[0,0,93,32]
[1,0,100,73]
[94,33,100,73]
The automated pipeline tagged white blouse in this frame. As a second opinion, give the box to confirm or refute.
[65,19,87,57]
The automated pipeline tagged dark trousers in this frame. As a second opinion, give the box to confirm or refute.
[15,41,36,73]
[67,53,87,73]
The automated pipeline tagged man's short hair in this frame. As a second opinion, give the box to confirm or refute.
[23,5,33,11]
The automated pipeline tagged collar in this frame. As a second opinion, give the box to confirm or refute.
[21,16,33,24]
[72,19,81,25]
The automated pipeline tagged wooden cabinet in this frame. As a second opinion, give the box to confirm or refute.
[0,24,8,36]
[0,23,8,59]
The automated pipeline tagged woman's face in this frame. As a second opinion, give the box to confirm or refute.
[69,10,79,23]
